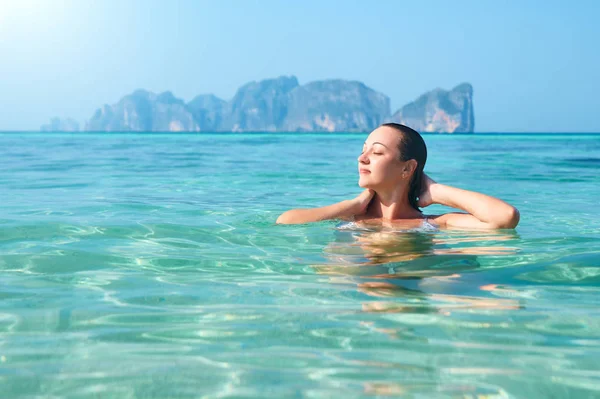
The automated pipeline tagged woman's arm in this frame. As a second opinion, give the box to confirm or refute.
[420,174,520,229]
[276,189,374,224]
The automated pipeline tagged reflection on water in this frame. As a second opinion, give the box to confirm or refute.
[317,226,523,314]
[320,224,519,274]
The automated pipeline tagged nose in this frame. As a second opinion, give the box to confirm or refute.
[358,151,369,164]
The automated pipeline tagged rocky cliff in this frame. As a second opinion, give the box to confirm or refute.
[283,80,390,132]
[221,76,299,131]
[45,77,474,133]
[82,76,392,132]
[388,83,474,133]
[186,94,227,132]
[86,90,199,132]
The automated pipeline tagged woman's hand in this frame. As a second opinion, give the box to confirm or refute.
[350,189,375,215]
[417,173,437,208]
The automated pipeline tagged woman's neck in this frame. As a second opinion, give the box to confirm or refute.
[366,188,423,220]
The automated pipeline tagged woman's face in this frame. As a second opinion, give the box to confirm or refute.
[358,126,405,190]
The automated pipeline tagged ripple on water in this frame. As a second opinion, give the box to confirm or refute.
[2,134,600,397]
[516,252,600,284]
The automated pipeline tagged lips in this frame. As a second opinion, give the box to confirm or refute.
[359,168,371,174]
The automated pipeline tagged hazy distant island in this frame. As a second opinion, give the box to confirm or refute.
[42,76,474,133]
[40,117,80,132]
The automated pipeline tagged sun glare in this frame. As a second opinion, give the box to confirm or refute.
[0,0,71,40]
[0,0,59,27]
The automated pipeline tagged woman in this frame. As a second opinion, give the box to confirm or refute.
[276,123,519,229]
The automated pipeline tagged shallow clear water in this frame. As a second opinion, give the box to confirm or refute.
[1,132,600,398]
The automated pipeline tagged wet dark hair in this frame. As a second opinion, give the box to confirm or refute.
[381,123,427,211]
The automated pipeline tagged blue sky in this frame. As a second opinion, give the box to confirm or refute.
[0,0,598,132]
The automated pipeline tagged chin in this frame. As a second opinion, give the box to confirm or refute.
[358,177,374,189]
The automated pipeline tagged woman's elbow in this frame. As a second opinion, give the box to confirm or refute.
[277,210,302,224]
[495,206,520,229]
[276,211,293,224]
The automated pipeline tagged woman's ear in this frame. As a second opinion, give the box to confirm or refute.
[404,159,418,175]
[400,159,417,180]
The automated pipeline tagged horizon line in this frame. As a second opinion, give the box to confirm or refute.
[2,131,600,135]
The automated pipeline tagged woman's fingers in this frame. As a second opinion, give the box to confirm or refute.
[354,189,374,214]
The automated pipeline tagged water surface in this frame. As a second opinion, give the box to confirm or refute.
[1,133,600,398]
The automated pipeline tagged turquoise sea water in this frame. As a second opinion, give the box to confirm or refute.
[1,132,600,398]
